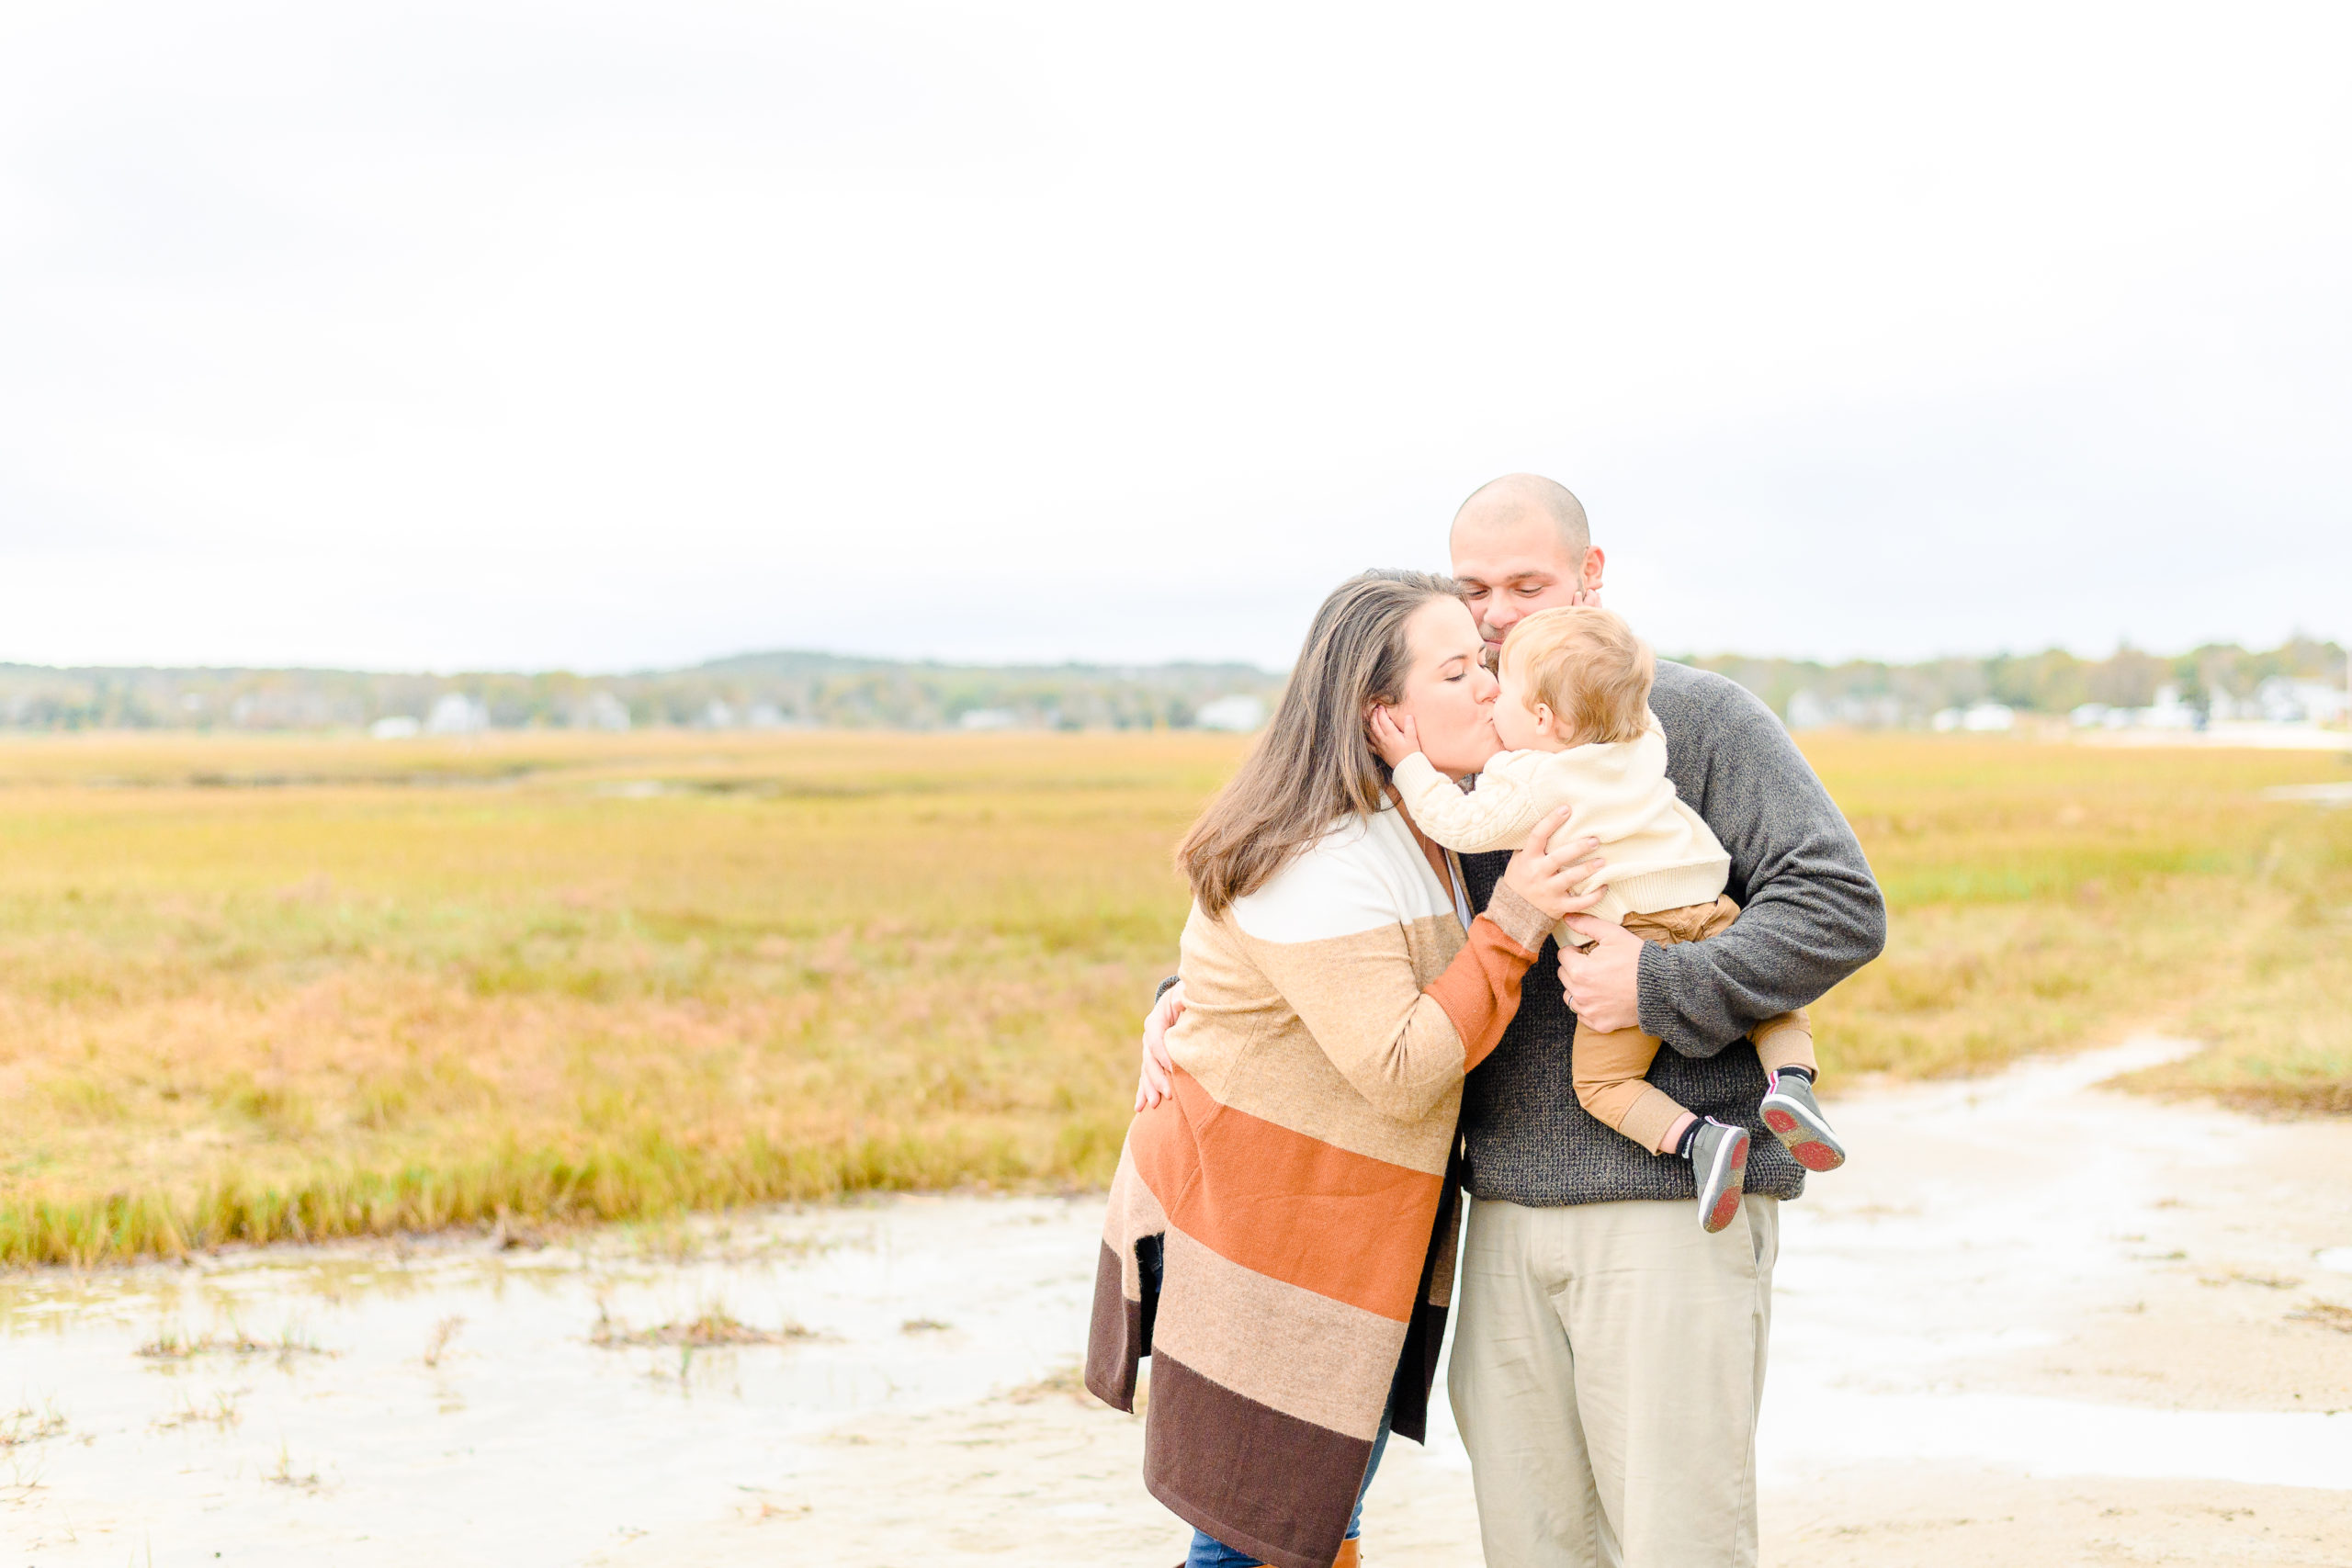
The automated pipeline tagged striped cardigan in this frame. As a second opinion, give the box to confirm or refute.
[1086,796,1550,1568]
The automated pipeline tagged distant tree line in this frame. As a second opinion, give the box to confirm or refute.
[0,650,1284,733]
[0,638,2342,734]
[1682,637,2347,728]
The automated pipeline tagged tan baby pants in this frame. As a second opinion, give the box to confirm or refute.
[1570,894,1814,1154]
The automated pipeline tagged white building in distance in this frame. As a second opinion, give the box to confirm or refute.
[426,694,490,735]
[1194,694,1268,733]
[581,692,630,731]
[1932,702,2016,733]
[958,708,1020,731]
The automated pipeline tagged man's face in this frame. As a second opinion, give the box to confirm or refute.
[1449,513,1599,663]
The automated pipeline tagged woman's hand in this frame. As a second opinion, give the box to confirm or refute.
[1367,705,1423,768]
[1134,982,1185,1111]
[1499,805,1607,922]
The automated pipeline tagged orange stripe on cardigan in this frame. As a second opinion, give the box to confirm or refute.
[1428,908,1541,1073]
[1127,1071,1444,1323]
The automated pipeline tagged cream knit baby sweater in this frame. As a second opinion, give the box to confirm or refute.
[1389,716,1732,942]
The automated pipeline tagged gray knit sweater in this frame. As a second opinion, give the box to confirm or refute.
[1455,661,1887,1206]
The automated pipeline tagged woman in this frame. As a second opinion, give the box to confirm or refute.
[1085,570,1602,1568]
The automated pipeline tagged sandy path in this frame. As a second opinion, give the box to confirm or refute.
[5,1037,2350,1565]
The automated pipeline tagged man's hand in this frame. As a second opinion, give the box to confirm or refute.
[1367,705,1422,769]
[1559,914,1641,1032]
[1135,982,1184,1111]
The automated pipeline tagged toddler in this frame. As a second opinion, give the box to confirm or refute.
[1370,604,1845,1233]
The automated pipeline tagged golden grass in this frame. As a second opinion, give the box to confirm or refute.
[1804,735,2352,1111]
[0,728,2345,1266]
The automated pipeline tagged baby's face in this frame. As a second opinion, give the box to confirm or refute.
[1492,657,1556,751]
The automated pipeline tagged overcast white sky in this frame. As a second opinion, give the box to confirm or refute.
[2,2,2347,672]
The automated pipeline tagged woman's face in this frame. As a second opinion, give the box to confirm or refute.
[1386,597,1502,776]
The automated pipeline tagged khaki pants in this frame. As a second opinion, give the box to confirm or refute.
[1572,896,1814,1154]
[1448,1193,1779,1568]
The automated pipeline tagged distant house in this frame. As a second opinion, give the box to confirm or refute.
[1785,689,1905,730]
[2140,685,2199,730]
[1194,694,1268,733]
[1785,689,1833,731]
[426,694,490,735]
[2256,677,2348,726]
[958,708,1020,731]
[582,692,630,732]
[2072,686,2199,731]
[1933,703,2015,733]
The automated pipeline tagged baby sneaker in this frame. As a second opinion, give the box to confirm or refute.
[1686,1117,1750,1234]
[1760,1069,1846,1173]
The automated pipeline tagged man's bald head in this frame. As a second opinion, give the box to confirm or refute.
[1450,473,1591,558]
[1446,472,1605,661]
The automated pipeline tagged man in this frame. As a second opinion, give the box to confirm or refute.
[1442,474,1883,1565]
[1143,474,1884,1566]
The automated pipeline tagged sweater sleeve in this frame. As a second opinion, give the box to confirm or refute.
[1636,667,1888,1057]
[1239,853,1547,1122]
[1389,752,1555,854]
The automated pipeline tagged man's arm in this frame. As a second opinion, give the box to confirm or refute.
[1634,665,1886,1056]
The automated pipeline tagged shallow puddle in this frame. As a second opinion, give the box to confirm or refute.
[0,1196,1102,1562]
[5,1039,2348,1563]
[1762,1037,2352,1491]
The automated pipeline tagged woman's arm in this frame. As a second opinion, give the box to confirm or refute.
[1243,809,1596,1121]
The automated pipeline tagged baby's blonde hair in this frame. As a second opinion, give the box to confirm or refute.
[1500,606,1654,745]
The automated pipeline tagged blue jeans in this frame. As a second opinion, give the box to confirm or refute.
[1182,1406,1392,1567]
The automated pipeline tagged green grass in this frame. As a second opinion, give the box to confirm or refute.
[0,728,2345,1266]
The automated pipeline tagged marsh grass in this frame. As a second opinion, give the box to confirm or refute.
[1007,1361,1091,1404]
[152,1389,244,1432]
[421,1314,466,1368]
[1806,735,2352,1110]
[136,1325,333,1365]
[590,1300,819,1349]
[0,1402,66,1449]
[0,728,2346,1266]
[266,1439,322,1491]
[2291,1302,2352,1334]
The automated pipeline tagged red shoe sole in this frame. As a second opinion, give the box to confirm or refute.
[1705,1188,1742,1232]
[1787,1139,1843,1172]
[1763,1106,1846,1172]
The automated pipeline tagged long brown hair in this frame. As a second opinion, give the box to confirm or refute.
[1178,570,1463,916]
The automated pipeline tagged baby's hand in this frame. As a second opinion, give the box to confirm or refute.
[1368,706,1422,767]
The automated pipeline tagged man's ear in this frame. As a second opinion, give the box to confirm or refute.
[1580,546,1606,592]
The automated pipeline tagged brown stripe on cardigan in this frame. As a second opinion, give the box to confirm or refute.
[1144,1353,1375,1568]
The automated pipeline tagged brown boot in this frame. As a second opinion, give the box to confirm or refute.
[1332,1540,1360,1568]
